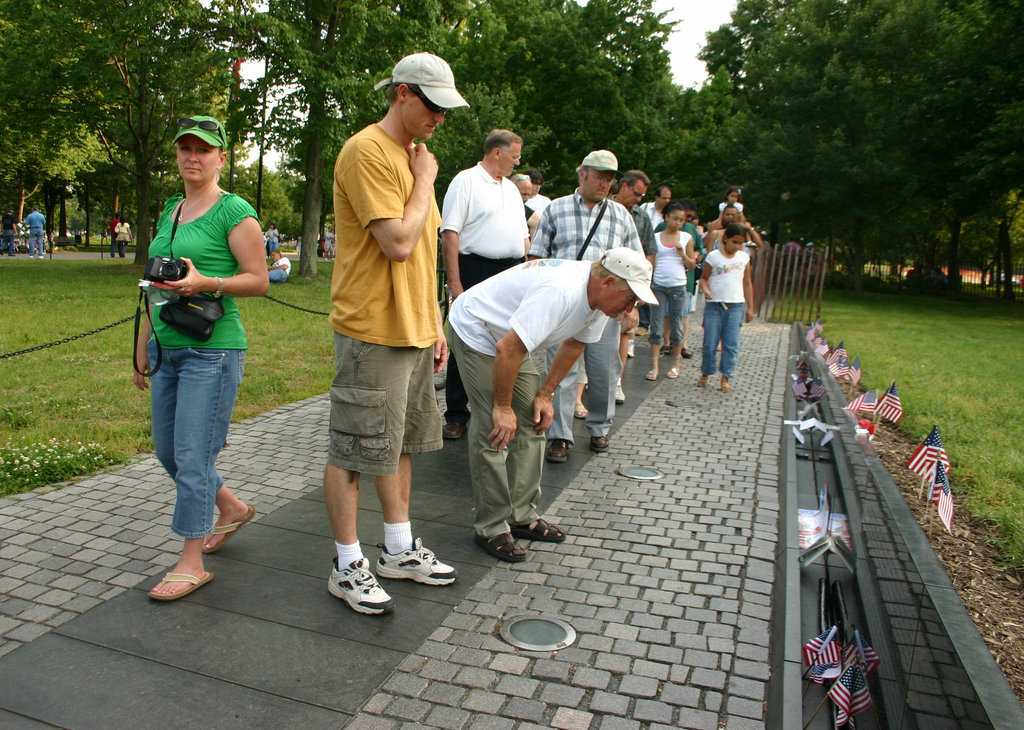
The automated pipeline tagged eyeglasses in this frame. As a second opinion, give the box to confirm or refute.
[408,86,447,115]
[177,117,226,146]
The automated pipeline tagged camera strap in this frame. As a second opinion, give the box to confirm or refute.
[133,288,163,376]
[131,200,183,377]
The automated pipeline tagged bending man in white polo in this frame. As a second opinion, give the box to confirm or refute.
[448,248,658,562]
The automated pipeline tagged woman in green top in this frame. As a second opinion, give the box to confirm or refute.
[133,116,268,601]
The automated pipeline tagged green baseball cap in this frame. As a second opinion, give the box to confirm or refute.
[173,116,227,148]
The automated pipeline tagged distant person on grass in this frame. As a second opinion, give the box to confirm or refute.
[24,206,46,259]
[133,115,267,601]
[3,208,16,256]
[267,249,291,283]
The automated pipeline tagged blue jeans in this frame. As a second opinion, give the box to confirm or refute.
[650,284,688,346]
[268,269,288,283]
[2,231,13,255]
[148,343,245,538]
[29,231,45,257]
[701,302,746,378]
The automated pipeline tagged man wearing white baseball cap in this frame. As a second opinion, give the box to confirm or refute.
[323,52,468,615]
[448,248,657,562]
[528,150,645,463]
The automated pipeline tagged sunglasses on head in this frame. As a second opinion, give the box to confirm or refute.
[177,117,226,146]
[408,86,447,114]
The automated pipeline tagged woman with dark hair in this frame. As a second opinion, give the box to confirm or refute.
[697,222,754,393]
[646,201,695,380]
[133,115,268,601]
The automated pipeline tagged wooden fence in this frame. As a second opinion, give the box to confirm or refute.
[753,245,830,324]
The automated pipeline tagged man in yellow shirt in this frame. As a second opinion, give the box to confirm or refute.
[325,52,468,615]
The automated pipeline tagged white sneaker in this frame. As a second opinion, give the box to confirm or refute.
[328,557,395,614]
[615,381,626,404]
[376,538,458,585]
[627,340,635,358]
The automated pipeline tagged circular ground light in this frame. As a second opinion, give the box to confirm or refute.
[615,465,664,481]
[499,615,577,652]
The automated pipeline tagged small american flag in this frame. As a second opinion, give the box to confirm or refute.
[815,338,829,357]
[853,629,881,677]
[803,626,841,667]
[827,341,847,365]
[906,425,951,481]
[845,390,877,414]
[934,461,955,533]
[828,662,872,726]
[849,356,862,386]
[876,381,903,423]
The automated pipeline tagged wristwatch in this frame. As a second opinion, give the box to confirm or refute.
[213,277,224,299]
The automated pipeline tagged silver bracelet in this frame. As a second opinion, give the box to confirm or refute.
[213,277,224,298]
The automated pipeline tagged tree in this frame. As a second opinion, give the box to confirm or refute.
[1,0,250,261]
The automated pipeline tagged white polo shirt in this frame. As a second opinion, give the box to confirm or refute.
[449,259,609,356]
[441,163,529,260]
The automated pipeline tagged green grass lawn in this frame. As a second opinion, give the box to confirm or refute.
[0,258,336,495]
[822,290,1024,564]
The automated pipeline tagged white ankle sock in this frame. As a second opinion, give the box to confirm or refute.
[384,521,413,554]
[335,541,363,568]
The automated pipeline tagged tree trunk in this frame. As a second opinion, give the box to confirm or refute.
[947,218,962,292]
[133,151,153,263]
[298,123,323,278]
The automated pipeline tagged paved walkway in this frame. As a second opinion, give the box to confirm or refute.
[0,318,788,729]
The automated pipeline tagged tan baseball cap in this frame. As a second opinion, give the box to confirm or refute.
[601,248,658,305]
[373,52,469,109]
[580,150,620,174]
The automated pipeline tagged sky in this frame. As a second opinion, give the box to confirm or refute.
[652,0,738,88]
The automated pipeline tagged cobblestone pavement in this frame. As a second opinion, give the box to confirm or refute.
[0,318,788,728]
[347,322,788,730]
[0,397,326,658]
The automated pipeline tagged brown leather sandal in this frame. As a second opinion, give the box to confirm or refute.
[475,532,527,562]
[510,518,566,543]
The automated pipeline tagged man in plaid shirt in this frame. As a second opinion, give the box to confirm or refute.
[528,150,643,463]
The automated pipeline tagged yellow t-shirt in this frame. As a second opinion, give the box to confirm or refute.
[330,124,441,348]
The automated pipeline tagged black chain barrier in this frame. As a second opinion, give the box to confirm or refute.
[262,293,330,316]
[0,294,330,362]
[0,314,136,360]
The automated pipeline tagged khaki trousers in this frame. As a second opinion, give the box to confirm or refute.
[449,329,545,537]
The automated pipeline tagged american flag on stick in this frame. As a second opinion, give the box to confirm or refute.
[848,356,862,386]
[906,425,951,481]
[933,461,955,534]
[845,390,877,414]
[803,626,841,668]
[827,341,847,366]
[814,338,829,357]
[853,629,881,677]
[876,381,903,423]
[828,662,873,726]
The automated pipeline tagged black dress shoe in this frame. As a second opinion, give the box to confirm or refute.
[442,422,466,439]
[590,435,609,452]
[546,439,569,463]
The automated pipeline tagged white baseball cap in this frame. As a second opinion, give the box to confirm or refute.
[580,150,620,174]
[373,52,469,109]
[601,248,658,305]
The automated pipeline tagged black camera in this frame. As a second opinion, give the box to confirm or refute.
[144,256,188,282]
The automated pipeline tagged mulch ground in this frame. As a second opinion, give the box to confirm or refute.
[835,381,1024,706]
